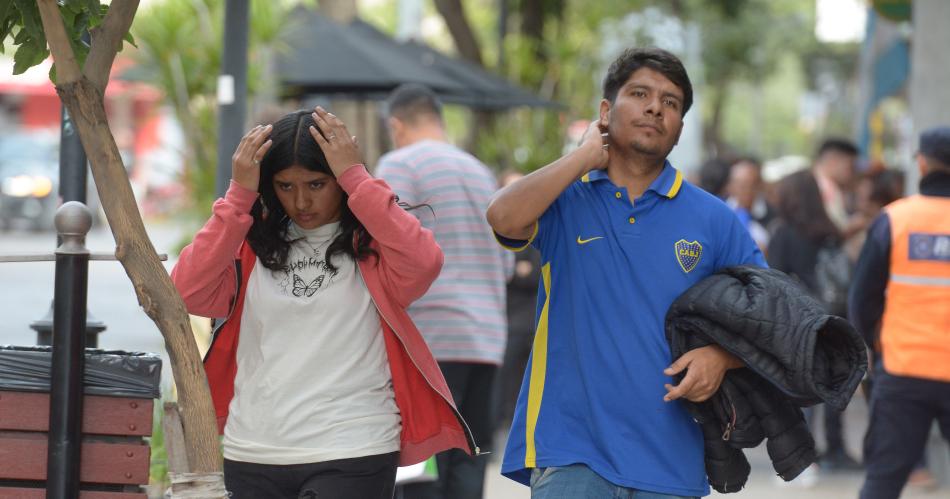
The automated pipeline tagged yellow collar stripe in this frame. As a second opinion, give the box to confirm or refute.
[665,170,683,198]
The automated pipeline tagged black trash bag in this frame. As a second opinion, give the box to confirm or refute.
[0,345,162,399]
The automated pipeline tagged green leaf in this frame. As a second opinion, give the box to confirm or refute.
[12,0,42,40]
[123,31,137,49]
[49,63,57,85]
[12,37,49,74]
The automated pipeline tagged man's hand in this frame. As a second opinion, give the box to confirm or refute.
[577,119,609,173]
[663,345,744,403]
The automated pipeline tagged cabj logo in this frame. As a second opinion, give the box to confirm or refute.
[675,239,703,273]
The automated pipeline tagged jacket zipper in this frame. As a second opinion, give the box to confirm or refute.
[721,400,737,441]
[357,264,480,456]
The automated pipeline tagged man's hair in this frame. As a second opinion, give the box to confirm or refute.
[385,83,443,124]
[816,138,859,159]
[602,47,693,116]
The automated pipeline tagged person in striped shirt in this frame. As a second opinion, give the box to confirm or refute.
[377,84,513,499]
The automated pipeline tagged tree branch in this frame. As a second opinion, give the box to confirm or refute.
[85,0,140,92]
[36,0,83,84]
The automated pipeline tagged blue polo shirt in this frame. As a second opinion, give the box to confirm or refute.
[497,163,765,496]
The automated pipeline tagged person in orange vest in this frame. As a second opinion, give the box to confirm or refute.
[850,125,950,499]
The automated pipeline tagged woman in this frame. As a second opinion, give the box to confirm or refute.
[171,107,475,498]
[768,169,843,299]
[767,169,860,474]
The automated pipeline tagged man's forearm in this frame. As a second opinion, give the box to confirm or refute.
[487,145,600,239]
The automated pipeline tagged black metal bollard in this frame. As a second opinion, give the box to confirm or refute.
[46,201,92,499]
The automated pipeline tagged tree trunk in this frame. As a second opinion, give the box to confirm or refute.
[36,0,224,485]
[433,0,484,66]
[704,81,730,156]
[319,0,358,23]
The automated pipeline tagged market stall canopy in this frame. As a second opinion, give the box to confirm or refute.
[277,7,558,110]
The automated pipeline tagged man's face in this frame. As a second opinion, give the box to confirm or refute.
[727,161,761,210]
[599,67,685,159]
[822,151,857,187]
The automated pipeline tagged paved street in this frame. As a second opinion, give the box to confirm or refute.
[1,220,947,498]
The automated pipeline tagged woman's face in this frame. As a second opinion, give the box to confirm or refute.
[272,165,343,229]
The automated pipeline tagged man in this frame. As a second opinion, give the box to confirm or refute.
[486,47,765,498]
[725,157,774,252]
[376,83,511,499]
[809,138,865,471]
[812,138,865,239]
[851,125,950,499]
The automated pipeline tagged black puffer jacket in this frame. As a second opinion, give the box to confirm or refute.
[665,266,867,493]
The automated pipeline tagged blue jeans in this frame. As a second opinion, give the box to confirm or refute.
[530,464,698,499]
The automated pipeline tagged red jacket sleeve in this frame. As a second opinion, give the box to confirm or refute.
[170,181,258,317]
[338,165,443,307]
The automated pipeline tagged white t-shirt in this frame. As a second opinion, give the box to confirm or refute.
[223,221,401,464]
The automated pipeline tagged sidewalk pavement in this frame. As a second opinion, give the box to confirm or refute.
[483,394,949,498]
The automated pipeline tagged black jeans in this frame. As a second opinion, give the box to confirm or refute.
[860,372,950,499]
[398,362,497,499]
[224,452,399,499]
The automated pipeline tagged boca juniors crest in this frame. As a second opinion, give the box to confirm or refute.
[675,239,703,273]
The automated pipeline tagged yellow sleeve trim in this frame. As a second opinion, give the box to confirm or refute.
[665,170,684,198]
[581,172,591,183]
[494,220,539,252]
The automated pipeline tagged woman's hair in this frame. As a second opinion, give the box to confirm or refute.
[774,170,841,245]
[246,110,375,271]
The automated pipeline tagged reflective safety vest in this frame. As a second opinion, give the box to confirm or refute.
[880,194,950,381]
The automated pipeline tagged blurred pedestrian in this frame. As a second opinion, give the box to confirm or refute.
[851,126,950,499]
[812,138,867,240]
[377,84,511,499]
[849,168,905,259]
[726,157,775,252]
[696,157,732,199]
[487,47,764,498]
[767,169,861,472]
[171,108,474,499]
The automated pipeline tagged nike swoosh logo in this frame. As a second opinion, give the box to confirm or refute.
[577,236,604,245]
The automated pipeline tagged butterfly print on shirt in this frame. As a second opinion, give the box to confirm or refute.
[292,274,325,297]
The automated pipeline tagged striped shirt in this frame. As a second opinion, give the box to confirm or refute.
[376,140,512,365]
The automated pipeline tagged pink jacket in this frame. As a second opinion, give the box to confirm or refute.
[171,165,475,466]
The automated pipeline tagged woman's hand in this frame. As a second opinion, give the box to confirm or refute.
[309,106,363,178]
[231,124,272,192]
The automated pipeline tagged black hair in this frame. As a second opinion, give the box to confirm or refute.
[246,110,376,272]
[385,83,443,124]
[775,170,841,246]
[697,157,733,198]
[602,47,693,116]
[816,138,859,159]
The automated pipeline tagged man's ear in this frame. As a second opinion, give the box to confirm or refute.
[388,116,401,134]
[599,99,610,129]
[917,153,930,177]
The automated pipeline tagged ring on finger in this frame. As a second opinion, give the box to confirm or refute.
[328,134,336,140]
[253,159,260,165]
